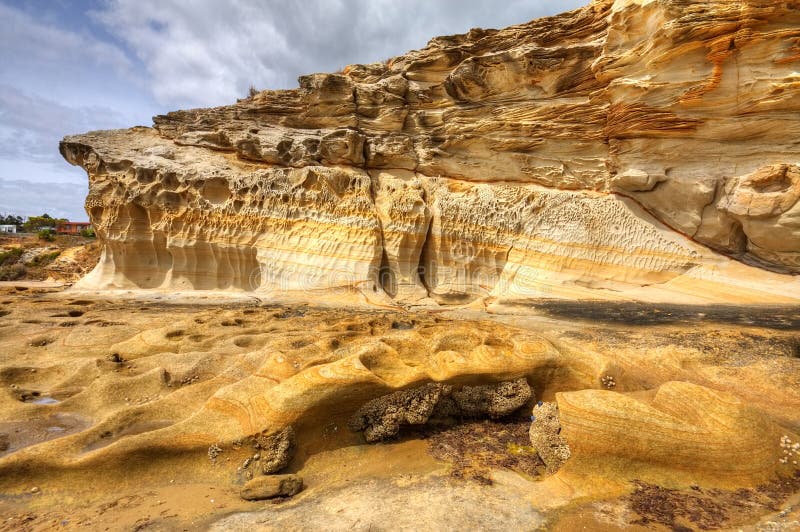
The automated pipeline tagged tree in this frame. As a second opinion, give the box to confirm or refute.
[23,214,66,233]
[0,214,23,227]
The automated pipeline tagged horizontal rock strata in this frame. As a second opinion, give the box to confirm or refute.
[60,0,800,303]
[557,381,786,484]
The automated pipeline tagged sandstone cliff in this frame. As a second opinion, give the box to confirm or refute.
[60,0,800,304]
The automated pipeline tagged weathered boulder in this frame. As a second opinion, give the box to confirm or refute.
[240,474,303,501]
[348,383,447,442]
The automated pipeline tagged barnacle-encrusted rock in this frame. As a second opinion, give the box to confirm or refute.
[529,402,571,473]
[257,425,296,474]
[434,378,532,419]
[349,379,532,442]
[348,383,448,442]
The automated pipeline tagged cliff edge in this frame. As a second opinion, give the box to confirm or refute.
[61,0,800,304]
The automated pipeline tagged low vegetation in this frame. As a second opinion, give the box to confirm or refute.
[0,247,23,266]
[0,263,25,281]
[37,229,56,242]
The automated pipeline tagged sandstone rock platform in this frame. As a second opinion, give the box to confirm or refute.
[4,0,800,528]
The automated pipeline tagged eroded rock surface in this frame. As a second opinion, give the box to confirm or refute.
[557,381,786,484]
[60,0,800,304]
[0,289,798,528]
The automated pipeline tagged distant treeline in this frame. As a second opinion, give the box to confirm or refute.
[1,213,67,232]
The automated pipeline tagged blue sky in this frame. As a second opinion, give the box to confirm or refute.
[0,0,584,221]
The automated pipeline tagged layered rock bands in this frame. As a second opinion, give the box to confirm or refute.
[61,0,800,304]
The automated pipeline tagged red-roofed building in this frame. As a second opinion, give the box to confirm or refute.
[56,221,92,235]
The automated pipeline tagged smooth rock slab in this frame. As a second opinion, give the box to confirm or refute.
[218,477,542,531]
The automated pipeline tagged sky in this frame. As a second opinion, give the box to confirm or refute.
[0,0,585,221]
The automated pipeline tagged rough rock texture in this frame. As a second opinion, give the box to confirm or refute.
[256,425,296,474]
[240,473,303,500]
[529,402,571,473]
[349,378,532,442]
[348,383,446,442]
[434,378,532,419]
[60,0,800,304]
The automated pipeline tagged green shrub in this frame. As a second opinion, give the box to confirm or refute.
[37,229,55,242]
[0,263,25,281]
[28,251,60,267]
[80,227,95,238]
[0,247,23,266]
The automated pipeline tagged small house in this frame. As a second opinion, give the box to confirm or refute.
[0,225,17,234]
[56,221,92,235]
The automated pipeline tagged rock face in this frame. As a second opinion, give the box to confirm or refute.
[60,0,800,304]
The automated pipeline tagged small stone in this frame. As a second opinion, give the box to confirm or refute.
[208,444,222,461]
[30,487,39,493]
[240,474,303,501]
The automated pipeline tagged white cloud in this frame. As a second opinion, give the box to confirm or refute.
[0,179,89,221]
[92,0,586,108]
[0,84,128,165]
[0,2,134,92]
